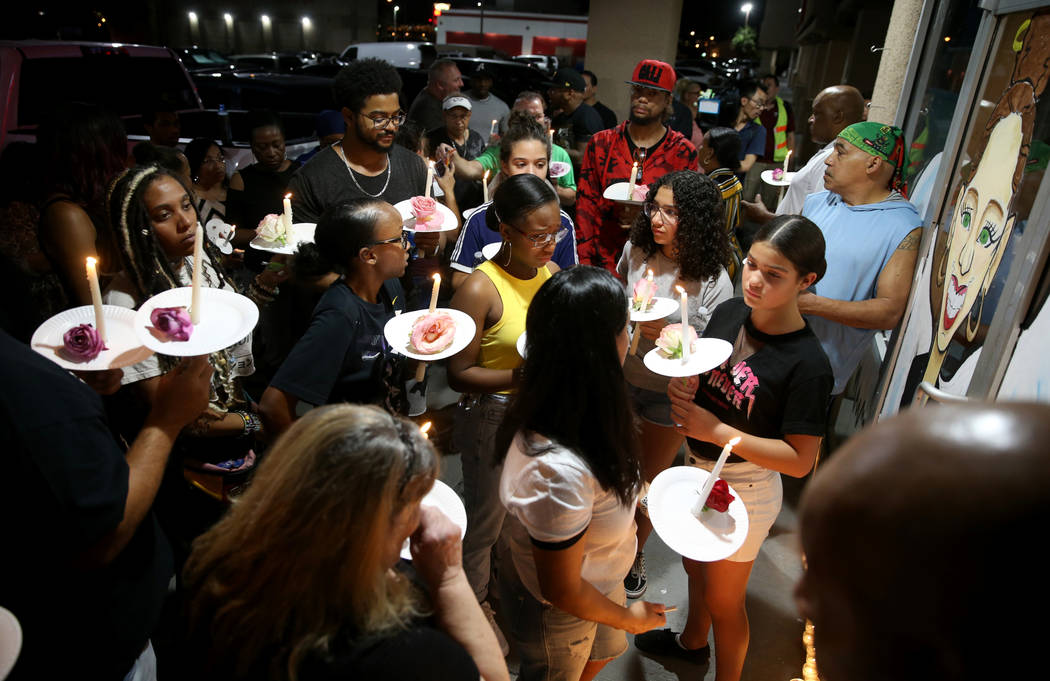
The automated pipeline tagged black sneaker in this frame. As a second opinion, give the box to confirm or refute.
[634,629,711,664]
[624,551,647,598]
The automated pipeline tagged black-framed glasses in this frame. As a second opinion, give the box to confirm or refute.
[509,224,568,248]
[360,110,407,129]
[642,201,679,224]
[369,233,411,249]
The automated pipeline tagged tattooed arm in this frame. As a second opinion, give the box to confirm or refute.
[798,227,921,330]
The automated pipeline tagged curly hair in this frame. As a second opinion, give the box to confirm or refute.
[333,59,403,112]
[499,109,548,165]
[629,170,728,282]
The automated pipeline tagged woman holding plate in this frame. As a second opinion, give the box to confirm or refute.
[259,198,410,436]
[634,215,833,681]
[103,164,287,567]
[448,172,563,652]
[617,170,734,599]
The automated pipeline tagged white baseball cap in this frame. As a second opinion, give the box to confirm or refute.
[442,95,472,111]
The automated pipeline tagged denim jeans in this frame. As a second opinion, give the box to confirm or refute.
[455,393,511,602]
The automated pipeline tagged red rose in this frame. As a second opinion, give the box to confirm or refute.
[704,479,735,513]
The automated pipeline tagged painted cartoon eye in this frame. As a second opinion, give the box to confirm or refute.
[978,220,1001,247]
[961,208,972,229]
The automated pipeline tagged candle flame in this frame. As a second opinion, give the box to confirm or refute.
[483,169,490,181]
[420,421,432,438]
[284,193,292,199]
[433,273,441,283]
[86,256,97,266]
[728,436,742,447]
[428,159,435,168]
[675,284,685,294]
[647,269,654,280]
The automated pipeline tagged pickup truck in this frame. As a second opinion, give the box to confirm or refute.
[0,40,321,171]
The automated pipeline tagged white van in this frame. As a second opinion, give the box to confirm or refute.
[339,42,436,69]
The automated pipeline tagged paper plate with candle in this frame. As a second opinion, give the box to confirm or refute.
[384,308,475,362]
[649,464,749,562]
[644,335,732,378]
[32,305,154,370]
[249,221,317,255]
[395,197,459,232]
[603,181,649,205]
[400,479,467,560]
[135,287,259,356]
[631,297,678,323]
[760,169,797,187]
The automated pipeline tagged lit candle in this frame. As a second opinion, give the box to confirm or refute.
[282,193,293,232]
[490,118,499,136]
[483,169,490,203]
[676,284,690,362]
[692,436,742,515]
[85,257,106,341]
[627,161,639,199]
[548,128,554,145]
[420,421,432,439]
[783,149,793,174]
[190,222,204,324]
[428,272,441,313]
[425,160,435,199]
[629,269,657,356]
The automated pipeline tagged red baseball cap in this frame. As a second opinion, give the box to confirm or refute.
[626,59,676,93]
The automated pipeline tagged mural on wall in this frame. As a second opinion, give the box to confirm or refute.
[892,10,1050,405]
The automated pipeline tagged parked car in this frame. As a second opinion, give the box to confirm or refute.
[446,57,548,107]
[512,54,558,75]
[437,43,511,60]
[228,52,316,73]
[174,47,239,74]
[339,41,436,69]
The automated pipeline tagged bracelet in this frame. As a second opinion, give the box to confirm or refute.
[237,411,262,436]
[249,282,277,303]
[253,276,278,294]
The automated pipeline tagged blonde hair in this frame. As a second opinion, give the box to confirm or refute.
[184,404,439,680]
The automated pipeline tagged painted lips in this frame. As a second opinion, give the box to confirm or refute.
[943,274,968,329]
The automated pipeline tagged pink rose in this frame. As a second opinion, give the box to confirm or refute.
[772,168,785,181]
[655,323,698,359]
[150,306,194,341]
[61,323,107,362]
[549,161,571,178]
[410,195,445,230]
[632,277,657,312]
[631,183,650,201]
[410,312,456,354]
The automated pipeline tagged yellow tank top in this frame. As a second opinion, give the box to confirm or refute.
[476,260,552,381]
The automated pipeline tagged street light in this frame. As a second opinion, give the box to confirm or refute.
[741,3,753,28]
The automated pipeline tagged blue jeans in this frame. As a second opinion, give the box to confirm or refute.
[455,393,511,602]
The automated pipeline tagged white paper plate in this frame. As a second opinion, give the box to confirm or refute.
[760,170,796,187]
[462,204,484,222]
[549,161,571,178]
[630,295,679,322]
[401,480,467,560]
[603,181,647,205]
[482,241,503,261]
[31,305,154,371]
[649,466,749,562]
[0,606,21,681]
[249,222,317,255]
[643,338,732,378]
[384,308,476,361]
[394,199,460,232]
[134,287,259,357]
[516,331,527,358]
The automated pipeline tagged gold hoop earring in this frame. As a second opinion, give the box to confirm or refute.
[501,240,512,267]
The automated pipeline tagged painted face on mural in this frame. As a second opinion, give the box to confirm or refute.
[935,112,1023,352]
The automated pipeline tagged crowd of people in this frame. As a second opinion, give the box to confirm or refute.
[4,47,1024,681]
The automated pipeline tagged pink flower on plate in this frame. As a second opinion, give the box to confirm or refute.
[655,323,698,359]
[150,306,194,342]
[631,183,650,201]
[549,161,571,178]
[61,323,107,362]
[409,312,456,354]
[632,277,657,312]
[772,168,785,181]
[410,196,445,230]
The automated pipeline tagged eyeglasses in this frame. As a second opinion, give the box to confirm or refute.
[509,224,568,248]
[747,97,768,108]
[360,110,407,129]
[369,233,411,249]
[202,157,226,166]
[642,201,679,224]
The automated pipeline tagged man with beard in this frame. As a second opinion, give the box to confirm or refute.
[575,59,698,272]
[288,59,444,256]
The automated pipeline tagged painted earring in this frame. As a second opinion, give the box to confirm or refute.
[965,289,985,342]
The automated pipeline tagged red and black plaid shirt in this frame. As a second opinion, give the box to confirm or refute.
[576,122,698,273]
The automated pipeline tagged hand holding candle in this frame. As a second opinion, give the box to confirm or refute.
[85,256,106,342]
[692,436,741,516]
[190,222,204,324]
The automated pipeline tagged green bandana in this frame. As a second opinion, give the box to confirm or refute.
[838,122,909,196]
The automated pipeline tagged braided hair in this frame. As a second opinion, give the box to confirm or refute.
[108,165,235,302]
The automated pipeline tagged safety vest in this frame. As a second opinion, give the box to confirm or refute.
[771,97,789,162]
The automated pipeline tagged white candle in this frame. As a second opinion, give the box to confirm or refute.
[85,257,106,341]
[676,284,690,363]
[692,436,742,515]
[428,272,441,313]
[627,161,639,199]
[783,149,793,174]
[548,128,554,145]
[190,222,204,324]
[483,169,490,203]
[425,160,435,199]
[490,119,499,136]
[282,193,293,232]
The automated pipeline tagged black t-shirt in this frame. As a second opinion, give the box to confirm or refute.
[553,102,604,149]
[592,100,619,130]
[687,298,833,463]
[287,145,428,224]
[0,330,172,680]
[270,278,407,411]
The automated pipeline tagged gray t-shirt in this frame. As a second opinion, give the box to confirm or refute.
[287,145,428,223]
[465,93,510,138]
[616,241,734,392]
[407,90,445,133]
